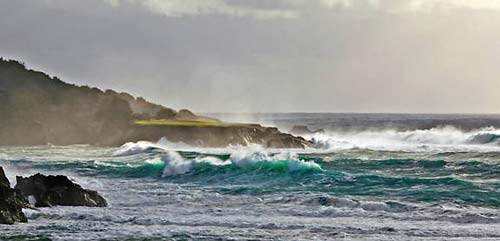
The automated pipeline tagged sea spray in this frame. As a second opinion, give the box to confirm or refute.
[112,127,500,158]
[161,152,233,177]
[306,126,500,152]
[161,152,192,177]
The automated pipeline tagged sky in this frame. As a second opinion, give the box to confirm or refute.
[1,0,499,113]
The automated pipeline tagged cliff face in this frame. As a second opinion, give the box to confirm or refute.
[0,59,309,148]
[0,59,174,146]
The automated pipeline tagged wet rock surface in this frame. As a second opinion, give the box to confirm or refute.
[15,174,107,208]
[0,167,28,225]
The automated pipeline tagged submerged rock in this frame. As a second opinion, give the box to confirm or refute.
[15,174,107,208]
[0,167,28,225]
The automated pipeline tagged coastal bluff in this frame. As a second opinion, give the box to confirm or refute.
[0,59,310,148]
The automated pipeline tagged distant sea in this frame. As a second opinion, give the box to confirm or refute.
[1,113,500,240]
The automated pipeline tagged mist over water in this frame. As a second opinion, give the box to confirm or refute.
[209,113,500,152]
[1,113,500,240]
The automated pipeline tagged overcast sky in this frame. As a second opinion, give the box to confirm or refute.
[1,0,499,113]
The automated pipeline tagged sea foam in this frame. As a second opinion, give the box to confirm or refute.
[306,126,500,152]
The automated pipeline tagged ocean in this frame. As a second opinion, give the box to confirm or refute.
[1,113,500,240]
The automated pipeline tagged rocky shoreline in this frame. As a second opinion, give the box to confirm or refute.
[109,124,311,148]
[0,167,107,225]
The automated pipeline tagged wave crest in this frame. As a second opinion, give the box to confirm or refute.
[467,133,500,145]
[160,150,322,177]
[113,141,163,156]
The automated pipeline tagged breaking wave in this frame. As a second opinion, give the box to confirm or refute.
[111,126,500,156]
[113,141,164,156]
[3,114,500,240]
[5,149,500,207]
[307,126,500,152]
[160,150,322,177]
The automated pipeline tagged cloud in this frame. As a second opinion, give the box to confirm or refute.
[320,0,354,8]
[109,0,299,19]
[3,0,500,113]
[408,0,500,11]
[102,0,500,20]
[295,0,500,12]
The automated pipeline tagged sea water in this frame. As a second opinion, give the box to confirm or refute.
[1,113,500,240]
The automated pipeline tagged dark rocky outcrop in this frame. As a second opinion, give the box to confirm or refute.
[0,58,309,148]
[289,125,324,135]
[123,124,311,148]
[0,167,28,225]
[15,174,107,208]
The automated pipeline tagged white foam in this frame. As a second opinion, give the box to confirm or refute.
[161,152,232,177]
[111,126,500,158]
[113,137,238,156]
[145,157,163,164]
[28,195,37,206]
[309,196,392,212]
[159,149,322,177]
[305,126,500,153]
[229,150,270,167]
[113,141,162,156]
[195,156,231,166]
[229,150,322,171]
[161,152,192,177]
[0,153,9,160]
[359,201,390,211]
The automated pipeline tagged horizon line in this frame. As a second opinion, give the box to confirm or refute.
[201,112,500,115]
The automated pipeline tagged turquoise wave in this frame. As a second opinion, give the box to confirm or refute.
[2,154,500,207]
[468,133,500,144]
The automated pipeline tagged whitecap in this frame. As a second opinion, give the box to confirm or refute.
[229,150,322,171]
[305,126,500,153]
[113,141,163,156]
[161,152,192,177]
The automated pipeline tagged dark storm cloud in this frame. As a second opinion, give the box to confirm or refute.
[1,0,499,113]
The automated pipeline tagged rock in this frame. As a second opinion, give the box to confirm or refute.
[0,166,10,185]
[380,227,396,232]
[176,109,197,120]
[124,124,312,149]
[155,108,177,119]
[289,125,324,135]
[0,167,28,225]
[15,174,107,208]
